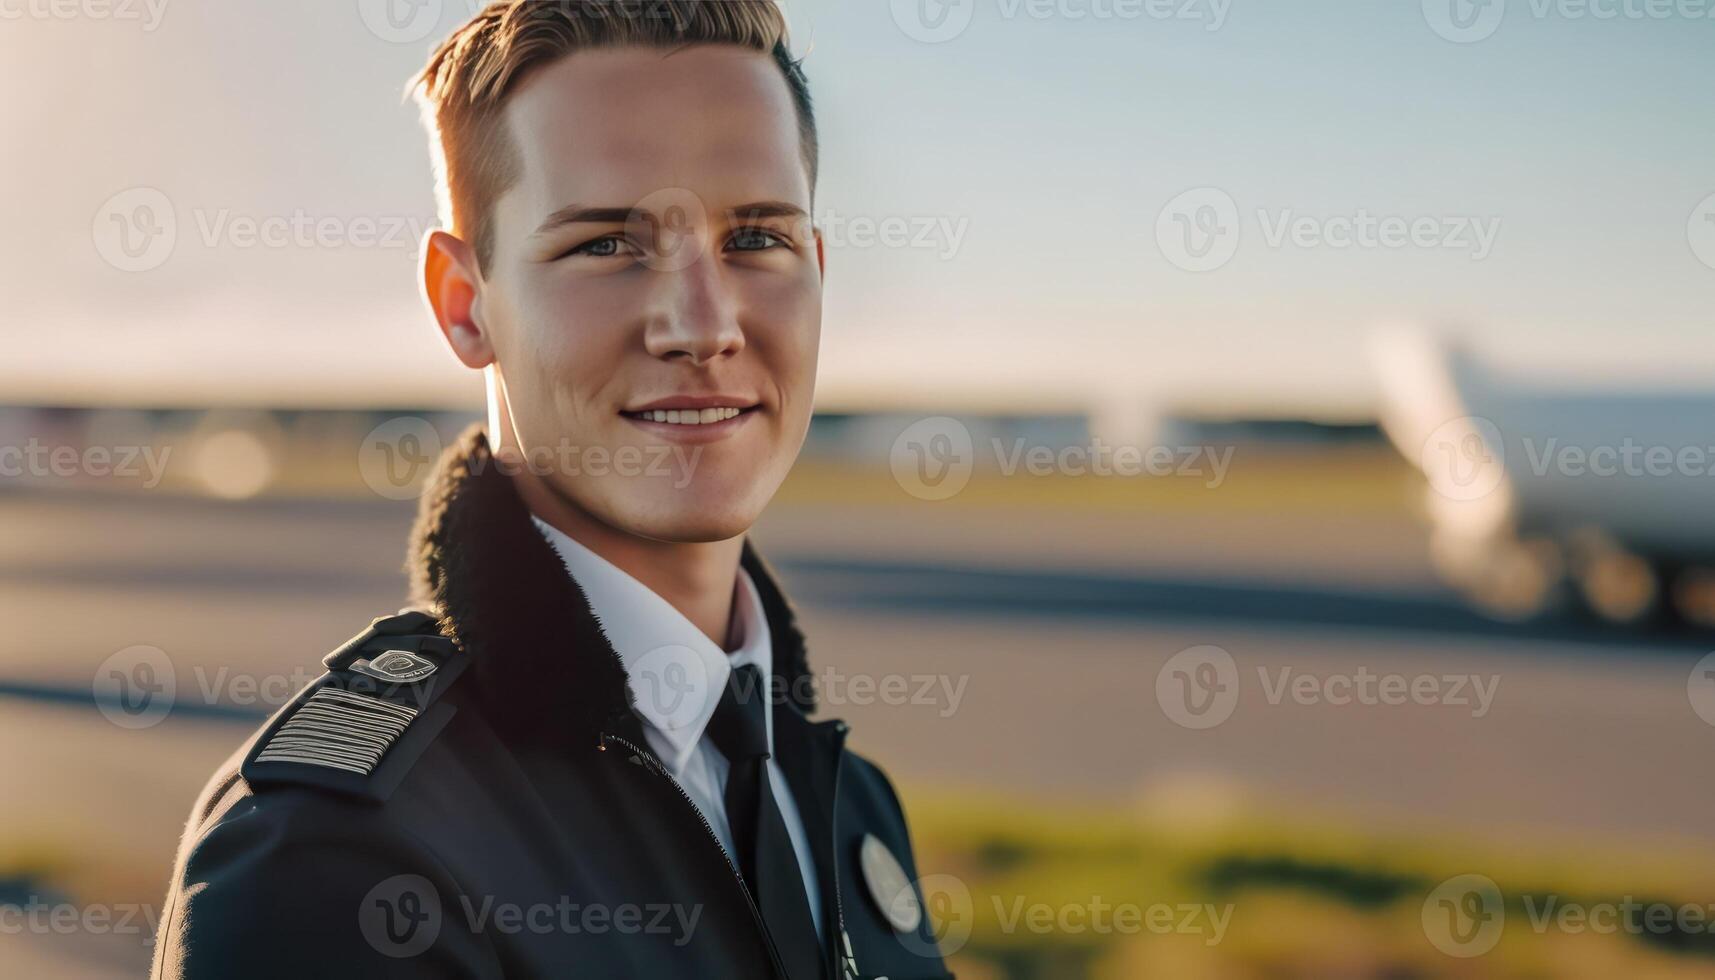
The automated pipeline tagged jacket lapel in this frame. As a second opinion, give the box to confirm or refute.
[403,424,820,748]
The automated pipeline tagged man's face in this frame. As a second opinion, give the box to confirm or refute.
[479,45,821,542]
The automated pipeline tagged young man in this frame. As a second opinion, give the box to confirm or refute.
[151,3,948,978]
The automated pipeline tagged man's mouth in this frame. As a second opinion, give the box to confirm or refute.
[620,406,753,426]
[620,397,761,429]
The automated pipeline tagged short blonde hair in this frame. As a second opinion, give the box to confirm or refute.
[412,1,817,269]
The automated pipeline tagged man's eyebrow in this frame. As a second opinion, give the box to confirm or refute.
[532,201,809,236]
[724,201,808,222]
[532,205,634,236]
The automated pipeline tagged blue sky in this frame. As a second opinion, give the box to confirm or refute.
[4,0,1712,416]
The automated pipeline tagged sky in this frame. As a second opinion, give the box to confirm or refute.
[3,0,1713,418]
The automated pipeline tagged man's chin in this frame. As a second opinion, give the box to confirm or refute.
[619,498,762,545]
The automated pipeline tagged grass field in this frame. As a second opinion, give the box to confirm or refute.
[906,788,1715,979]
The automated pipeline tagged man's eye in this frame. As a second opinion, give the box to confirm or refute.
[729,228,788,252]
[564,236,630,259]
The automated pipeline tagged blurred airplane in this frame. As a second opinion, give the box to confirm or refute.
[1371,327,1715,629]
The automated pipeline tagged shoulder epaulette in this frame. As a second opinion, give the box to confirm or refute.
[241,609,468,803]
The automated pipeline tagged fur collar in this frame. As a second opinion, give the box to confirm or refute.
[406,425,815,746]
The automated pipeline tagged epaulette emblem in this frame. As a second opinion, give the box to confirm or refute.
[242,609,466,801]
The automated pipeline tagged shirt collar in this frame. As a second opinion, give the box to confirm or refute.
[531,517,773,776]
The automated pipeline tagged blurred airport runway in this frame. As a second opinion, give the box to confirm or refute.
[4,484,1713,976]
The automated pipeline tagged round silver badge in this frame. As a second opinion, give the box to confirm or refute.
[858,834,922,934]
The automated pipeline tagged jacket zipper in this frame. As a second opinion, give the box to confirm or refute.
[598,732,792,980]
[826,723,859,980]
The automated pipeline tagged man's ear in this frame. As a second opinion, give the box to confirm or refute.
[814,226,826,282]
[421,230,494,370]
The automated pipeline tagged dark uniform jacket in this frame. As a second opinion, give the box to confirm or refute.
[150,427,953,980]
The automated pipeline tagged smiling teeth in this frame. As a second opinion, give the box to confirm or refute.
[642,407,744,425]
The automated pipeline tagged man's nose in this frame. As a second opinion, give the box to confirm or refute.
[641,244,745,366]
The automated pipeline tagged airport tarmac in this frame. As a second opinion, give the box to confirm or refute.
[4,486,1711,976]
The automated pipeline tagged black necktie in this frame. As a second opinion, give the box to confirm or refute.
[705,664,825,980]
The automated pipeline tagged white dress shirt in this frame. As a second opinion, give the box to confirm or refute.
[531,518,824,939]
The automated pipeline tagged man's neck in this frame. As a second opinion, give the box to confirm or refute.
[510,467,745,649]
